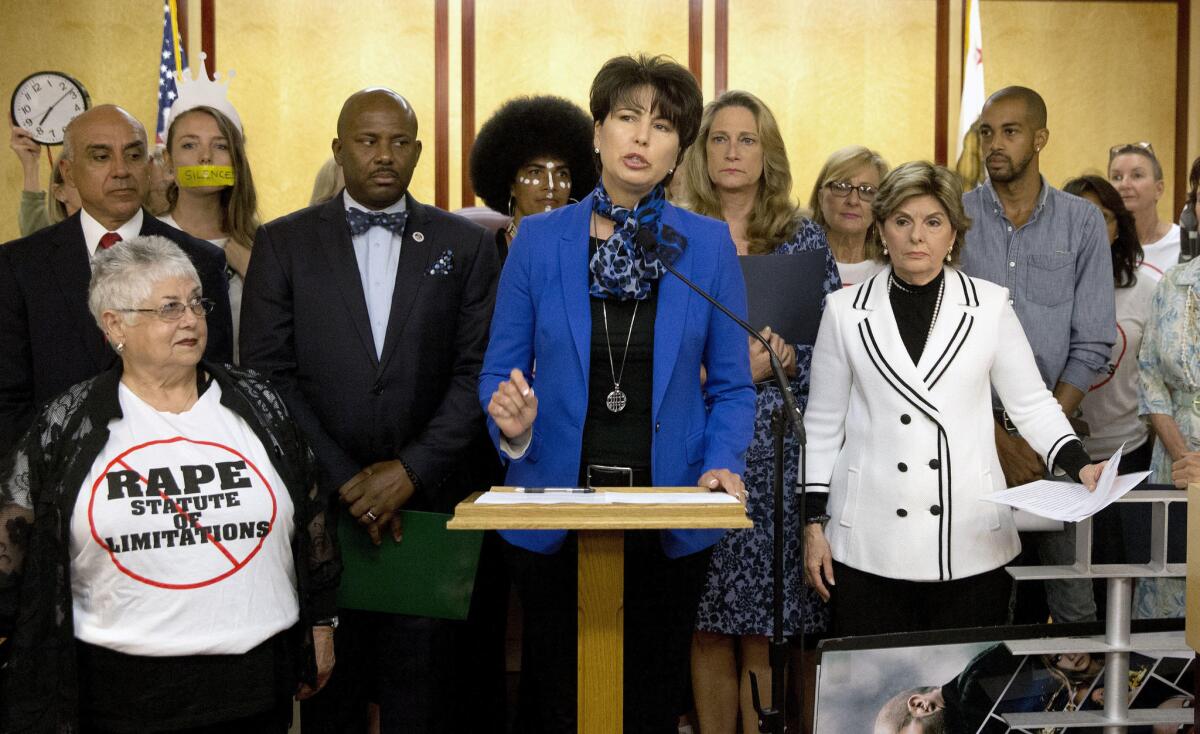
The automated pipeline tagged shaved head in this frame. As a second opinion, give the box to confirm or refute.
[984,86,1047,130]
[333,88,422,209]
[63,104,146,162]
[59,104,150,229]
[336,88,417,139]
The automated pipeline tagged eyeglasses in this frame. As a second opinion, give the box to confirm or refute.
[1109,141,1156,161]
[117,297,214,321]
[825,180,878,201]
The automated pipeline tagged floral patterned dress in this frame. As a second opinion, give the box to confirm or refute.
[695,219,841,636]
[1134,257,1200,618]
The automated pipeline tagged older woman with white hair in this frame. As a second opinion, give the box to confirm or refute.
[0,235,339,732]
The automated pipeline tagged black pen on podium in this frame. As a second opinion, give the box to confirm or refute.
[515,487,597,494]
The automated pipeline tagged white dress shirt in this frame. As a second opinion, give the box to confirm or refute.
[80,207,144,259]
[343,191,407,358]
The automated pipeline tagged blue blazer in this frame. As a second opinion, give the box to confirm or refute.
[478,193,756,557]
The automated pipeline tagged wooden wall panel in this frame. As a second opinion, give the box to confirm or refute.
[980,1,1178,219]
[471,0,690,207]
[727,0,938,206]
[0,1,162,242]
[217,0,437,221]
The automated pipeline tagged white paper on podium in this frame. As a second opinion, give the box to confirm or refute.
[607,492,740,505]
[474,492,610,505]
[980,444,1151,522]
[473,491,740,506]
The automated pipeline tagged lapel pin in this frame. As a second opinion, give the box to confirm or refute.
[412,231,425,242]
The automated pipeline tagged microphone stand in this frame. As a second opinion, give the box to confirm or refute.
[640,231,804,734]
[1180,203,1198,263]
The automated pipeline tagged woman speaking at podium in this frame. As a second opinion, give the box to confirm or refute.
[800,162,1107,636]
[478,54,755,732]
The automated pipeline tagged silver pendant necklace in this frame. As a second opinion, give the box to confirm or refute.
[602,300,638,412]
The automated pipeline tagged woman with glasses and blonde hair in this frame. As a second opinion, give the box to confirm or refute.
[1108,142,1179,276]
[0,235,339,732]
[809,146,890,287]
[802,161,1107,635]
[677,89,839,733]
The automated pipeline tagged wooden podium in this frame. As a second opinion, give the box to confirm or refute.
[448,487,751,733]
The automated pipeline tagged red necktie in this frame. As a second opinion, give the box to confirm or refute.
[98,232,122,250]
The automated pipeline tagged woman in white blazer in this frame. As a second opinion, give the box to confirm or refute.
[801,162,1107,636]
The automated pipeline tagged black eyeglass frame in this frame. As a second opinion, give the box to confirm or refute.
[824,179,879,201]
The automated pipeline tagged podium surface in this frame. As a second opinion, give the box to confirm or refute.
[449,487,751,733]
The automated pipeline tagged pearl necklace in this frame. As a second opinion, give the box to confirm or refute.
[888,273,945,354]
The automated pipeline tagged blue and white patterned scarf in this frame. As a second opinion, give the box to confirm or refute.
[588,183,687,300]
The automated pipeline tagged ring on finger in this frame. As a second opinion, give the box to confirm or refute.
[364,510,378,522]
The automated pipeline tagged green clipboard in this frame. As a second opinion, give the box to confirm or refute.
[336,510,483,620]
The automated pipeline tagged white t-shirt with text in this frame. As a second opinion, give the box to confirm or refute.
[70,381,297,656]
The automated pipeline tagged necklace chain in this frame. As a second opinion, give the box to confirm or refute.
[602,301,638,412]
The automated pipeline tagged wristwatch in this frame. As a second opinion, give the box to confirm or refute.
[315,616,339,629]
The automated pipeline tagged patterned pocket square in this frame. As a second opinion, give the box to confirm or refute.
[428,249,454,276]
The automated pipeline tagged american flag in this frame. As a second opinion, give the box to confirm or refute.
[155,0,187,144]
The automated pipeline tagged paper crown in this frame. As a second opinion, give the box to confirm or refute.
[163,53,243,136]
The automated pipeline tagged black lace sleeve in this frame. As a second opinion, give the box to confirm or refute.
[301,441,340,620]
[0,427,37,637]
[0,377,97,732]
[228,364,341,620]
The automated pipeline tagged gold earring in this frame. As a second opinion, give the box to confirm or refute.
[946,248,953,263]
[881,240,889,257]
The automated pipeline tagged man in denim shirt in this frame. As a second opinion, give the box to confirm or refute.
[961,86,1115,623]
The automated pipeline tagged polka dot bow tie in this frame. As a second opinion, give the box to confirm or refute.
[346,207,408,237]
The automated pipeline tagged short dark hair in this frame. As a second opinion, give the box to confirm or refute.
[1187,154,1200,208]
[589,54,703,155]
[469,95,597,213]
[1063,175,1143,288]
[985,86,1048,129]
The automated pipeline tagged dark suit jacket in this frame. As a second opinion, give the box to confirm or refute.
[0,211,233,455]
[239,193,500,513]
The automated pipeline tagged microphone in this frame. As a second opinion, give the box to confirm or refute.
[1180,203,1198,263]
[636,228,805,443]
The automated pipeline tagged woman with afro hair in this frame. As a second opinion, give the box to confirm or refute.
[469,95,596,263]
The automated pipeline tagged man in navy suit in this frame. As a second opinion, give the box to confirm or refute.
[0,104,233,455]
[239,88,499,733]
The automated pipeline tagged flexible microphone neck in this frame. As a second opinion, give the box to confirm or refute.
[1181,204,1198,263]
[637,228,806,444]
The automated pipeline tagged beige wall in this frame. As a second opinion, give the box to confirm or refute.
[0,0,1194,244]
[726,0,938,208]
[978,1,1179,222]
[216,0,437,224]
[0,1,162,243]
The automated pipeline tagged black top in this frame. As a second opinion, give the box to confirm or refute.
[579,238,656,481]
[889,269,945,365]
[494,226,510,266]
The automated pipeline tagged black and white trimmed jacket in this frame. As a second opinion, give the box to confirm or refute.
[801,267,1077,582]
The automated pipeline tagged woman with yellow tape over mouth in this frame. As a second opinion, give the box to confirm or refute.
[160,87,261,363]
